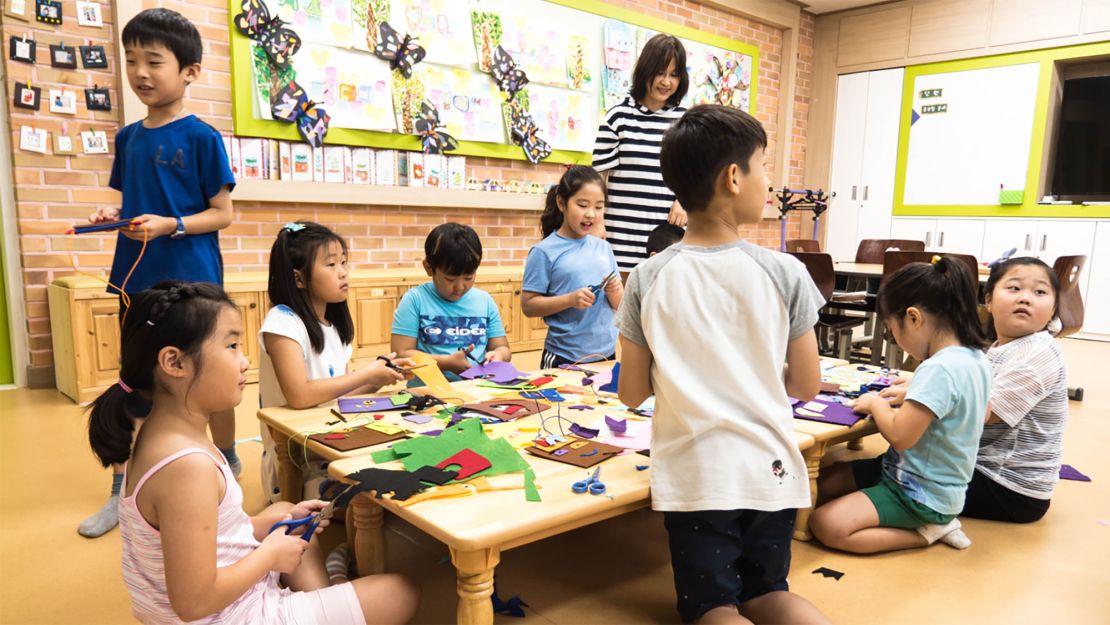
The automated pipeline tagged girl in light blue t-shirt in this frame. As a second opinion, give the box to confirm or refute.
[521,166,623,369]
[811,256,992,554]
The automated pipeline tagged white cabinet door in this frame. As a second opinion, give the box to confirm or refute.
[1078,221,1110,337]
[980,220,1038,263]
[826,72,870,262]
[857,68,904,246]
[1036,220,1096,298]
[890,217,937,249]
[935,219,986,258]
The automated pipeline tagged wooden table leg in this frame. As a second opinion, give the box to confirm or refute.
[350,493,385,577]
[794,442,827,541]
[451,547,501,625]
[268,425,304,503]
[847,437,864,451]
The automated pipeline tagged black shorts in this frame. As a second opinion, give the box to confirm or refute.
[539,349,615,370]
[961,469,1050,523]
[663,508,796,624]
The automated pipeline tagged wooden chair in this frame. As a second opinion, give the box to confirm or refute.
[855,239,926,264]
[785,239,820,253]
[1052,255,1087,401]
[790,252,868,360]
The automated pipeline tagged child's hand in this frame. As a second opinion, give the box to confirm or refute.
[484,349,505,364]
[362,355,406,388]
[89,207,120,224]
[446,346,475,373]
[566,288,597,309]
[121,214,176,241]
[879,384,907,407]
[288,500,330,536]
[260,516,309,574]
[603,275,623,296]
[852,392,883,415]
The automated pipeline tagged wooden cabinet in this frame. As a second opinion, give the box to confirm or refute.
[889,217,985,257]
[49,266,544,403]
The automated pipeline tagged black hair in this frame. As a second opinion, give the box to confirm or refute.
[985,256,1061,337]
[425,222,483,275]
[631,34,689,108]
[88,282,236,467]
[646,223,685,255]
[878,257,990,351]
[268,221,354,354]
[541,166,607,238]
[121,8,203,69]
[660,104,767,212]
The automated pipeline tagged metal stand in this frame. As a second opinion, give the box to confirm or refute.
[771,187,833,251]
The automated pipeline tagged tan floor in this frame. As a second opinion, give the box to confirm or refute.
[2,342,1108,624]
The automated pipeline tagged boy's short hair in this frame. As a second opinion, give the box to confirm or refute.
[660,105,767,212]
[122,8,202,69]
[646,223,685,255]
[425,223,483,275]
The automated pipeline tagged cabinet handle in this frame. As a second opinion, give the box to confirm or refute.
[851,185,857,200]
[249,302,257,309]
[1024,234,1031,251]
[1040,234,1047,252]
[862,185,869,201]
[939,231,945,248]
[925,232,932,247]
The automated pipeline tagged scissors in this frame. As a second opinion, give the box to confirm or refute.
[589,271,617,295]
[571,467,606,495]
[376,355,415,375]
[268,484,355,542]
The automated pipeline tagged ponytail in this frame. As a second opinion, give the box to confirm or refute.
[539,165,606,238]
[88,281,237,467]
[879,256,989,351]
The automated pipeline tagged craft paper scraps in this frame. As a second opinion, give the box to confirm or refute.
[460,360,525,384]
[382,418,530,482]
[1059,464,1091,482]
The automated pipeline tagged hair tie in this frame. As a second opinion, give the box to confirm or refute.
[283,222,305,233]
[118,379,133,394]
[931,255,942,265]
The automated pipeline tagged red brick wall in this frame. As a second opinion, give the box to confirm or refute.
[3,0,814,381]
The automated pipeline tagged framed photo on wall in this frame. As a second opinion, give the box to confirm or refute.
[80,44,108,69]
[4,0,31,22]
[8,36,35,64]
[49,43,77,69]
[49,89,77,114]
[81,130,109,154]
[53,133,76,154]
[13,82,41,110]
[84,86,111,111]
[76,0,102,27]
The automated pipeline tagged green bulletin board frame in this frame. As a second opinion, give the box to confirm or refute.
[228,0,759,165]
[892,40,1110,219]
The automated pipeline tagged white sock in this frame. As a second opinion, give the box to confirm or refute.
[917,518,971,549]
[78,494,119,538]
[326,543,350,584]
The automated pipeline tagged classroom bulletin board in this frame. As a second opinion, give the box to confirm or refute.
[229,0,760,164]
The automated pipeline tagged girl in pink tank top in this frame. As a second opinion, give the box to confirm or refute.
[87,281,419,624]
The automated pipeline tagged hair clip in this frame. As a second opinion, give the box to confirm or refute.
[283,222,305,233]
[931,255,942,265]
[146,320,155,326]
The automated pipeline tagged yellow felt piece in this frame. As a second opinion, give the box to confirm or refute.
[407,351,475,401]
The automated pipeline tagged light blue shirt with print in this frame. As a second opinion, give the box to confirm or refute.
[522,233,619,361]
[882,345,992,515]
[391,282,506,382]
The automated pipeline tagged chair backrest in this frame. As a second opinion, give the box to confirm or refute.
[1052,255,1086,337]
[789,251,835,302]
[855,239,926,264]
[785,238,821,253]
[881,251,980,295]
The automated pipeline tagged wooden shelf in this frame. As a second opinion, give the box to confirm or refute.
[233,179,545,211]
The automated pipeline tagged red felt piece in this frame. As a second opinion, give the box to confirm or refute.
[435,448,492,480]
[324,434,347,440]
[529,376,554,387]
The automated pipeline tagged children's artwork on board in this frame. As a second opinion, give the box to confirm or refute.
[53,132,75,154]
[686,42,752,112]
[4,0,31,22]
[499,12,568,87]
[19,125,47,153]
[291,42,395,131]
[350,0,389,52]
[389,0,475,66]
[250,42,296,120]
[49,88,77,114]
[419,64,504,143]
[566,36,591,90]
[602,19,635,110]
[526,83,597,152]
[470,11,502,74]
[271,0,352,49]
[234,0,303,69]
[35,0,61,25]
[81,130,109,154]
[269,80,332,147]
[75,0,102,27]
[391,71,426,135]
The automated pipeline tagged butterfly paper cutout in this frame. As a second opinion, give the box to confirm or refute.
[234,0,301,69]
[491,46,529,99]
[270,82,330,148]
[373,21,426,78]
[413,100,458,155]
[507,105,552,164]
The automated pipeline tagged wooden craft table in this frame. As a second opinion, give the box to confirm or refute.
[258,361,878,625]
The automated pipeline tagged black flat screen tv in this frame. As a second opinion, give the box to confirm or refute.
[1051,75,1110,201]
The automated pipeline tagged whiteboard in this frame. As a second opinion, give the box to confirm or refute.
[902,63,1041,205]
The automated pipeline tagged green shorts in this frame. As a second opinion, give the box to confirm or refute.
[852,457,955,529]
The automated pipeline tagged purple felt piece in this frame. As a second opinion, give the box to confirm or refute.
[459,361,525,384]
[404,413,434,425]
[338,397,407,414]
[569,424,599,439]
[586,368,612,388]
[605,415,627,433]
[1059,464,1091,482]
[792,398,864,427]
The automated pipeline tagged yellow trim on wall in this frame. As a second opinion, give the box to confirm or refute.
[229,0,760,164]
[892,41,1110,219]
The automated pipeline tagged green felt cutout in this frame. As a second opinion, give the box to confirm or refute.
[475,380,535,390]
[390,393,413,406]
[371,448,401,464]
[385,418,530,483]
[524,467,541,502]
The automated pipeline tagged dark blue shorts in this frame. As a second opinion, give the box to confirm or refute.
[663,508,796,624]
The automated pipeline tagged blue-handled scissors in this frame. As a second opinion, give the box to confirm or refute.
[268,484,354,542]
[589,271,617,295]
[571,467,606,495]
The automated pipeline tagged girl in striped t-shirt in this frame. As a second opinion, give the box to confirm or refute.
[592,34,689,274]
[88,282,418,625]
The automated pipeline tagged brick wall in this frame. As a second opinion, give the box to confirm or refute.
[3,0,814,382]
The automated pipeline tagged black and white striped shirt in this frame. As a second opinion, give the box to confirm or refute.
[977,331,1068,500]
[592,98,685,271]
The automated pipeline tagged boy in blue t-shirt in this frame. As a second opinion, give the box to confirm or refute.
[79,8,237,539]
[391,223,511,382]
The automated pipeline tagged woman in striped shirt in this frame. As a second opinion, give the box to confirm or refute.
[593,34,690,274]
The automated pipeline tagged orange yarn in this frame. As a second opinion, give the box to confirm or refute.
[67,222,149,322]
